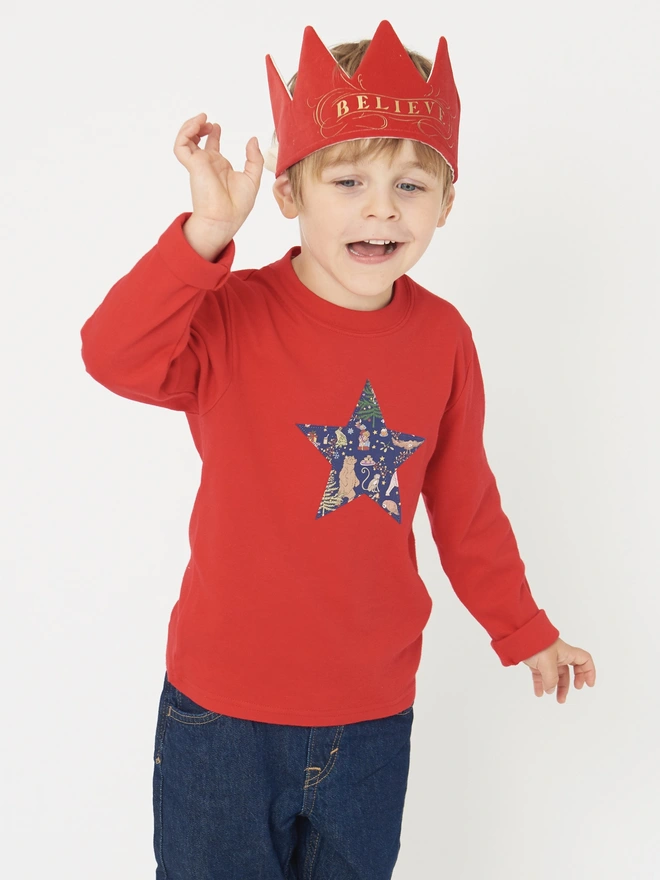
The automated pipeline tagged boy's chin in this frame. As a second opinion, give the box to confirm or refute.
[336,271,404,300]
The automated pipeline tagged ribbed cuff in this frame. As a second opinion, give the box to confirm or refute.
[490,609,560,666]
[156,212,236,290]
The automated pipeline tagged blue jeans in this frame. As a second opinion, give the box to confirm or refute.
[152,671,414,879]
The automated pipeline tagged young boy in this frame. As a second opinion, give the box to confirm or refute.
[80,20,596,879]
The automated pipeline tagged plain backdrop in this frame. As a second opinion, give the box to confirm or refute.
[3,0,659,877]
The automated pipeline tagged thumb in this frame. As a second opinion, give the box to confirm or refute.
[243,136,264,189]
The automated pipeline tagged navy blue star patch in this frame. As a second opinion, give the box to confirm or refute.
[296,378,426,522]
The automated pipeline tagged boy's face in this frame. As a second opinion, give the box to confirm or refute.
[272,139,455,310]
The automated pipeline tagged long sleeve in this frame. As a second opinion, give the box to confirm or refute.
[80,212,235,415]
[421,330,560,666]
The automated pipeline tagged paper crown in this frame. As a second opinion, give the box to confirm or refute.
[265,20,460,182]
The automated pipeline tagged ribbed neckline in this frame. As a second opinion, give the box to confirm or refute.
[266,246,414,336]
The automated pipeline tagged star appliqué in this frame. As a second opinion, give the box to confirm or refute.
[296,378,425,522]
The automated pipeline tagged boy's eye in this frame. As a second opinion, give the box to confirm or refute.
[335,179,424,192]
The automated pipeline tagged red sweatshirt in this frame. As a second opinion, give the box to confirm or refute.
[80,212,560,726]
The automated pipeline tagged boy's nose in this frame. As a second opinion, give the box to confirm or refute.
[361,189,400,220]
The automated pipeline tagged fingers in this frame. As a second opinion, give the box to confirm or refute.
[528,641,596,702]
[537,660,559,695]
[242,136,264,188]
[173,117,261,189]
[560,645,596,689]
[530,668,545,698]
[174,112,214,161]
[573,655,596,688]
[555,665,570,703]
[203,122,221,153]
[530,658,559,697]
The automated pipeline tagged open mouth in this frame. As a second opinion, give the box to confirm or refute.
[346,240,400,260]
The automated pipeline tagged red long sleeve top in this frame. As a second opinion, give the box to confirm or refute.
[80,212,560,725]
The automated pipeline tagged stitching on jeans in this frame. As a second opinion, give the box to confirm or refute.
[153,677,169,877]
[301,729,318,816]
[156,763,167,879]
[304,730,328,787]
[313,726,344,786]
[306,781,319,818]
[304,825,322,880]
[303,726,345,788]
[166,705,224,726]
[283,837,297,880]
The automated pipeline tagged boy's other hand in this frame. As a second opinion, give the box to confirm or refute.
[174,112,264,247]
[522,638,596,703]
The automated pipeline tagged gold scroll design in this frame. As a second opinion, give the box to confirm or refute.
[307,75,456,146]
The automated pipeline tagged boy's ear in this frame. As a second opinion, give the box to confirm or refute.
[436,183,456,228]
[272,173,300,219]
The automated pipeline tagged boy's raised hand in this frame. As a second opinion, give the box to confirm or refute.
[522,638,596,703]
[174,112,264,244]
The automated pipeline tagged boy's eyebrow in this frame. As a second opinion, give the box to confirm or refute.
[323,158,430,173]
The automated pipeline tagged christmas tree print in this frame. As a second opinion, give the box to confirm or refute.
[355,379,382,429]
[318,468,342,517]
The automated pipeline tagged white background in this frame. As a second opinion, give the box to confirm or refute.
[3,0,659,877]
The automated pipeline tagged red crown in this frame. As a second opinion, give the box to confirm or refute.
[265,20,461,181]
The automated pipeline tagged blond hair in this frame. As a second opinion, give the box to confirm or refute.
[271,39,454,211]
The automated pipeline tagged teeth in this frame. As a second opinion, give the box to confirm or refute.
[364,239,395,245]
